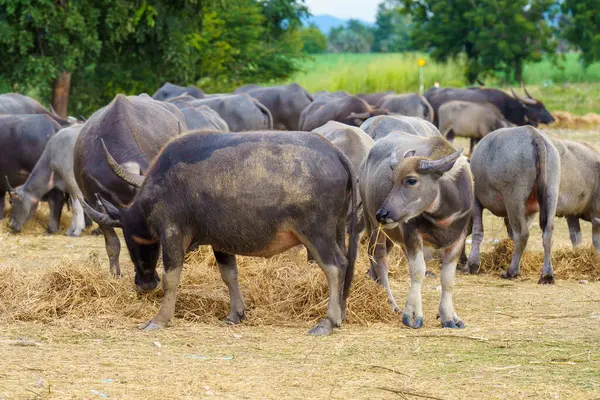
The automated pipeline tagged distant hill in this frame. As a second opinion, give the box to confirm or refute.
[304,14,374,35]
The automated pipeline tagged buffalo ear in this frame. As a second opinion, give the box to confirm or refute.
[390,149,399,170]
[403,149,416,158]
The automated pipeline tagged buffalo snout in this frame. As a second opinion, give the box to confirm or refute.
[135,272,160,293]
[8,219,21,233]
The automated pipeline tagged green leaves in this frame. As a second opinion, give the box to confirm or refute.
[561,0,600,65]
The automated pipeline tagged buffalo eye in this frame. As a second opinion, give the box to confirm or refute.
[404,177,418,186]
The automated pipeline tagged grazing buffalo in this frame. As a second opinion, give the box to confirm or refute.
[312,121,375,235]
[233,84,313,130]
[0,93,70,126]
[424,87,554,127]
[180,106,229,132]
[360,132,472,328]
[1,114,65,231]
[377,93,434,122]
[299,95,388,132]
[82,130,359,336]
[360,115,440,141]
[74,94,185,277]
[467,126,560,283]
[152,82,205,101]
[438,101,512,153]
[185,94,273,131]
[357,91,395,107]
[7,124,86,235]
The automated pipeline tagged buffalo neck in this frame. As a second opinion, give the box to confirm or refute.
[21,150,53,200]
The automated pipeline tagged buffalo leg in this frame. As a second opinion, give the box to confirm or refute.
[367,224,401,313]
[100,225,121,277]
[466,198,484,274]
[402,231,425,329]
[0,191,5,219]
[592,218,600,254]
[214,250,245,324]
[140,230,184,331]
[66,196,85,237]
[567,216,582,248]
[306,233,347,336]
[504,217,513,240]
[46,189,65,234]
[439,238,465,328]
[503,200,529,279]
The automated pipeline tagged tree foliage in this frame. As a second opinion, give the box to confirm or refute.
[372,0,412,53]
[0,0,309,116]
[403,0,557,83]
[561,0,600,65]
[328,20,374,53]
[299,24,328,54]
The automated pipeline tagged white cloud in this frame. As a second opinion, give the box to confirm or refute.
[305,0,380,23]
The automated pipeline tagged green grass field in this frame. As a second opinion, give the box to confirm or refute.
[288,52,600,115]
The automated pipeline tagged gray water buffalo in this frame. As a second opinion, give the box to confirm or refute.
[438,101,512,153]
[357,91,395,107]
[74,94,184,277]
[424,87,554,127]
[152,82,205,101]
[7,124,86,235]
[0,93,70,126]
[467,126,560,283]
[180,106,229,132]
[233,83,313,130]
[377,93,434,122]
[360,133,472,328]
[312,121,375,235]
[299,95,388,132]
[1,114,65,231]
[81,130,359,336]
[186,94,273,131]
[360,115,440,141]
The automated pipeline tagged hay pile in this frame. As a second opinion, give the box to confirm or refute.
[478,238,600,280]
[0,247,399,326]
[547,111,600,130]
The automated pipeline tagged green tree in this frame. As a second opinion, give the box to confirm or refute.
[372,0,412,52]
[328,19,374,53]
[299,25,328,54]
[403,0,557,83]
[561,0,600,65]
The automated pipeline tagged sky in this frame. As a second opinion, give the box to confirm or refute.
[305,0,380,23]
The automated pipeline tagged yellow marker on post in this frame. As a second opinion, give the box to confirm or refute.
[418,58,426,93]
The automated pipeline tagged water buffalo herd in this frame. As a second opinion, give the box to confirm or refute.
[1,80,594,336]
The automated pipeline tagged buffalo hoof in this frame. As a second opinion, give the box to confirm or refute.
[402,313,423,329]
[308,317,335,336]
[467,262,480,275]
[223,311,245,325]
[441,318,465,329]
[425,269,436,278]
[366,266,378,282]
[139,320,165,331]
[501,270,518,280]
[538,275,555,285]
[66,229,82,237]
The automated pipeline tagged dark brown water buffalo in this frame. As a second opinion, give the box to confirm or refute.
[360,132,472,328]
[438,100,512,153]
[424,87,554,127]
[186,94,273,131]
[74,94,185,276]
[299,95,388,132]
[180,106,229,132]
[233,84,313,130]
[82,130,359,336]
[8,124,86,235]
[377,93,434,122]
[1,114,65,231]
[357,91,395,107]
[152,82,205,101]
[467,126,560,283]
[360,115,440,141]
[0,93,70,126]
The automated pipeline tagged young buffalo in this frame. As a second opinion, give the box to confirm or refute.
[82,131,359,336]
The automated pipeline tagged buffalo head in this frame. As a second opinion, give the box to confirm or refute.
[510,87,554,126]
[5,177,38,233]
[375,149,463,227]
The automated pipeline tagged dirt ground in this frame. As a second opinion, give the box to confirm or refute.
[1,128,600,399]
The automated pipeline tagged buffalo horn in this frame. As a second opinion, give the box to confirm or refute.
[96,194,121,220]
[419,149,463,173]
[101,139,144,188]
[4,176,14,193]
[347,111,371,120]
[80,196,121,228]
[523,84,534,99]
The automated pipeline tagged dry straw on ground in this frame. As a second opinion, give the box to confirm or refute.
[547,111,600,129]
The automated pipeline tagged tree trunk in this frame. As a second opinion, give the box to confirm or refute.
[51,71,72,118]
[514,59,523,84]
